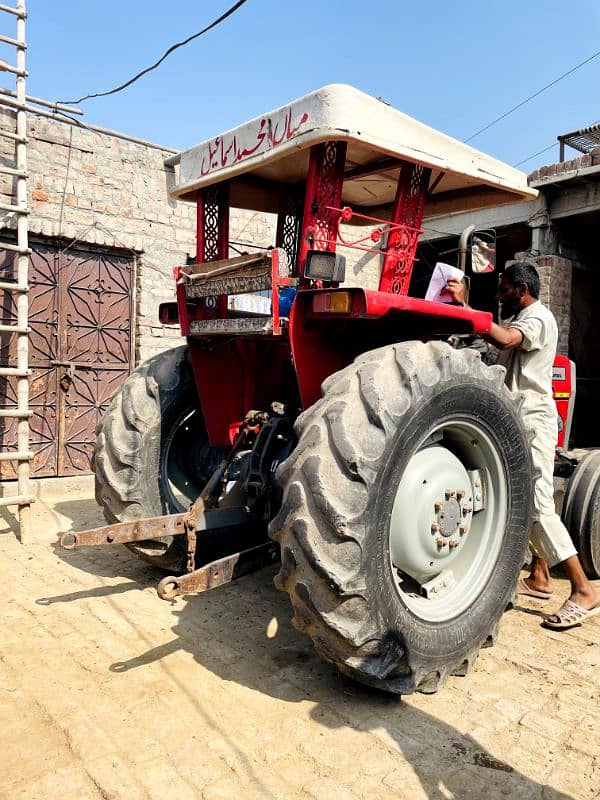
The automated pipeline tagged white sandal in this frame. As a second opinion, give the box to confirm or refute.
[544,598,600,630]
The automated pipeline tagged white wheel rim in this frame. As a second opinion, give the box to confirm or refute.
[389,420,507,622]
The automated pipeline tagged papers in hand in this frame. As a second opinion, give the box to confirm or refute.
[424,262,465,304]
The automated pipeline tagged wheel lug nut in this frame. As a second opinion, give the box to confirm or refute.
[449,538,459,548]
[431,522,440,533]
[434,502,442,513]
[456,490,465,499]
[436,538,446,550]
[445,489,455,499]
[459,524,467,535]
[462,506,472,516]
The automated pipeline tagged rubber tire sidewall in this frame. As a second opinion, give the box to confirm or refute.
[95,346,202,571]
[562,450,600,578]
[370,382,531,684]
[271,342,534,694]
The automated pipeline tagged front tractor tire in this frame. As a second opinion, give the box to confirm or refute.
[94,346,224,572]
[270,341,533,694]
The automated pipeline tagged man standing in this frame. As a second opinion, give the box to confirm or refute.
[447,261,600,629]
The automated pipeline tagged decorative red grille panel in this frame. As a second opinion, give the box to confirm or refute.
[298,142,347,270]
[276,192,302,275]
[379,162,431,295]
[195,184,230,319]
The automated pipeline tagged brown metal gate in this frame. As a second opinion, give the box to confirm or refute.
[0,240,133,477]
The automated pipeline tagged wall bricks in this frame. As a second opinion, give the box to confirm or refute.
[0,108,193,362]
[528,153,593,183]
[0,108,274,365]
[533,255,572,355]
[507,254,572,355]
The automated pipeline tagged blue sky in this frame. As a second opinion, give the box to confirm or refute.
[18,1,600,172]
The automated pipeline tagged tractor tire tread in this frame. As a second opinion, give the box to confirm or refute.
[93,346,192,570]
[270,340,531,694]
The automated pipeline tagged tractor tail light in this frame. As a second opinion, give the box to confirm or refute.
[313,292,352,314]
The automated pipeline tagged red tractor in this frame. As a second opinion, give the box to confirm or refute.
[65,85,599,694]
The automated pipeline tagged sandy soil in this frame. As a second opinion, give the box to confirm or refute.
[0,495,598,799]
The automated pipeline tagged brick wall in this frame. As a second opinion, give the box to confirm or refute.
[533,255,572,355]
[0,108,193,363]
[528,151,600,183]
[228,208,277,256]
[0,109,382,366]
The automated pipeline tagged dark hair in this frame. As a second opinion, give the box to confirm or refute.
[503,261,540,299]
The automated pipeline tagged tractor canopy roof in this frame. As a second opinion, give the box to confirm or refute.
[171,84,537,219]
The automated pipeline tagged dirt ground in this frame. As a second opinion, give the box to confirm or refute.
[0,488,598,800]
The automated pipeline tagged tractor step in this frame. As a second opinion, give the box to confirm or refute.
[156,541,279,599]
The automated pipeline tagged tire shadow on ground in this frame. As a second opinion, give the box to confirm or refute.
[106,566,574,800]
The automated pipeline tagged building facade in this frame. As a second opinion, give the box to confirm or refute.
[1,106,599,477]
[419,149,600,447]
[0,108,275,478]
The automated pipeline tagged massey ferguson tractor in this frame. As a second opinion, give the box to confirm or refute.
[62,85,600,694]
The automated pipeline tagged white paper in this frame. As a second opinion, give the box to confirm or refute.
[424,262,465,304]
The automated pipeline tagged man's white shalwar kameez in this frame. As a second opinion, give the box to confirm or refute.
[504,301,577,567]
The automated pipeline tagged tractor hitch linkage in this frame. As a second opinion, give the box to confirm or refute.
[59,504,279,600]
[156,541,279,600]
[59,410,281,598]
[59,506,250,550]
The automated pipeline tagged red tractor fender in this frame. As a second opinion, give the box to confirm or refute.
[289,287,493,409]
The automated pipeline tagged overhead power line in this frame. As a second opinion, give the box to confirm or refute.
[465,47,600,144]
[58,0,248,105]
[514,115,600,168]
[513,143,558,168]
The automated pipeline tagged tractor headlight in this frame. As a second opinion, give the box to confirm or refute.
[304,250,346,282]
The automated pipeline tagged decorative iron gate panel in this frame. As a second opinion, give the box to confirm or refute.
[0,241,133,478]
[56,249,133,475]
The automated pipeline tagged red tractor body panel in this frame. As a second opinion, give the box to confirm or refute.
[289,288,493,410]
[177,283,494,447]
[166,86,536,448]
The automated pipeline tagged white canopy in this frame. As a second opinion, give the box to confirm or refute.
[171,84,537,218]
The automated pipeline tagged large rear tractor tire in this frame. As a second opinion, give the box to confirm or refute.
[562,449,600,579]
[94,346,225,572]
[270,341,534,694]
